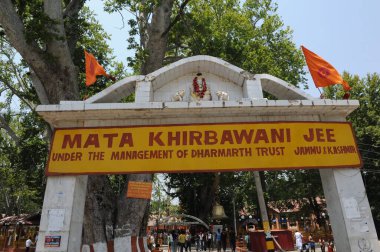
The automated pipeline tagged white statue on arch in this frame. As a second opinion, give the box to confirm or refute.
[216,90,229,101]
[172,89,185,101]
[191,72,211,101]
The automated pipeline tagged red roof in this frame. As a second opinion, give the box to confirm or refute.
[0,213,40,225]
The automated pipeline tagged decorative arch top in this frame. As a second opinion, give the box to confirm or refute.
[85,55,313,103]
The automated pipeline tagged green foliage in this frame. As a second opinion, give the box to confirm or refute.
[264,169,325,224]
[150,175,179,217]
[1,34,48,216]
[166,0,306,85]
[108,174,129,195]
[164,171,259,226]
[0,112,47,215]
[18,1,56,46]
[0,40,38,108]
[164,172,215,218]
[0,42,48,212]
[218,172,258,227]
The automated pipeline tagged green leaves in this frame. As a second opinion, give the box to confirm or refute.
[164,0,305,85]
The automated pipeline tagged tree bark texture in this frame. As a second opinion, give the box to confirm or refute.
[198,173,219,221]
[0,114,20,145]
[116,174,153,237]
[0,0,79,103]
[83,175,116,244]
[113,0,176,239]
[141,0,174,74]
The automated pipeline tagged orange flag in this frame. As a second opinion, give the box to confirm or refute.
[301,46,351,91]
[85,50,109,86]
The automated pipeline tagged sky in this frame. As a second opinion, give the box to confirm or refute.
[275,0,380,96]
[87,0,380,98]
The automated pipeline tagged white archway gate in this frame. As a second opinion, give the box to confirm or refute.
[36,56,379,252]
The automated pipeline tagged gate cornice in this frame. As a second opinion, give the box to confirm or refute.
[37,99,359,127]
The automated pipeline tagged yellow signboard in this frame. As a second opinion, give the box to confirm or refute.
[46,122,362,175]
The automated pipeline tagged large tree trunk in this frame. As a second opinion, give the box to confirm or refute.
[115,174,152,237]
[83,175,116,244]
[198,173,219,221]
[113,0,175,239]
[82,0,176,244]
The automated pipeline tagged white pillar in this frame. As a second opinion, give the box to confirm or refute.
[244,77,272,232]
[135,81,153,102]
[318,114,380,252]
[243,78,263,99]
[320,168,379,252]
[36,176,88,252]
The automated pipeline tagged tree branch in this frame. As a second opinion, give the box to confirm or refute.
[44,0,73,65]
[0,114,20,145]
[162,0,190,37]
[63,0,85,18]
[63,0,85,56]
[0,0,44,60]
[0,76,35,111]
[163,56,184,64]
[116,10,126,29]
[28,71,50,105]
[43,0,79,101]
[0,0,80,104]
[0,0,60,103]
[138,0,150,48]
[141,0,175,74]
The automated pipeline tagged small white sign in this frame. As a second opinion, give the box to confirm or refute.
[47,209,65,231]
[343,197,361,219]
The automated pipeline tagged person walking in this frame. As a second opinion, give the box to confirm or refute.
[215,229,222,252]
[244,233,250,250]
[327,240,334,252]
[185,231,192,252]
[199,232,204,251]
[229,230,236,252]
[221,229,227,252]
[294,230,303,252]
[148,233,155,251]
[202,232,207,251]
[169,231,178,252]
[178,231,186,252]
[308,234,315,252]
[195,232,200,251]
[319,239,326,252]
[207,232,213,252]
[25,237,34,252]
[168,232,173,252]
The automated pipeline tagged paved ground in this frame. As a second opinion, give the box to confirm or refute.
[156,244,327,252]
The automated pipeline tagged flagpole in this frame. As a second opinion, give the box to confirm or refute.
[317,87,325,99]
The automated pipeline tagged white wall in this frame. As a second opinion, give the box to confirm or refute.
[153,73,243,102]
